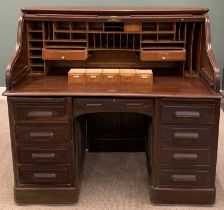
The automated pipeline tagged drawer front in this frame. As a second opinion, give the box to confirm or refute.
[160,148,211,165]
[160,126,215,144]
[161,102,215,125]
[17,146,70,164]
[140,49,186,61]
[159,169,210,187]
[19,167,70,185]
[14,105,67,124]
[15,125,68,144]
[86,74,102,83]
[68,74,85,84]
[136,74,153,84]
[42,48,87,60]
[120,75,136,83]
[103,74,119,83]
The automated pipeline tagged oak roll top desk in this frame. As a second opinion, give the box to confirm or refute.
[3,7,222,205]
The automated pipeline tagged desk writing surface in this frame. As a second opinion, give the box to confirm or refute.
[5,75,220,98]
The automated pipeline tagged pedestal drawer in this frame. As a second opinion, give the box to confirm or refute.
[160,125,216,144]
[161,102,215,125]
[160,148,211,165]
[14,105,67,124]
[17,146,70,164]
[159,169,211,188]
[19,167,70,185]
[15,125,68,144]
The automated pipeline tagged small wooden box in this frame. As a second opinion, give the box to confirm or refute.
[68,69,86,84]
[124,23,142,32]
[120,69,136,83]
[102,69,120,83]
[86,69,102,83]
[136,69,153,84]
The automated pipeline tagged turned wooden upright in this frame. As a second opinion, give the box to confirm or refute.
[3,7,222,205]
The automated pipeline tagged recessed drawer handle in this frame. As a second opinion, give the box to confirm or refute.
[174,132,199,140]
[171,174,197,182]
[86,103,103,107]
[173,153,198,161]
[175,111,200,118]
[32,153,56,159]
[126,103,142,106]
[33,173,56,179]
[29,132,54,138]
[27,111,53,118]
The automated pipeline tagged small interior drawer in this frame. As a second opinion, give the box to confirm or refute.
[19,167,70,185]
[159,148,211,165]
[15,125,68,144]
[17,146,70,164]
[68,69,86,84]
[42,48,87,60]
[140,49,186,61]
[159,169,211,187]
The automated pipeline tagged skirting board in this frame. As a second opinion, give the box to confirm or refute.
[0,87,6,99]
[221,90,224,103]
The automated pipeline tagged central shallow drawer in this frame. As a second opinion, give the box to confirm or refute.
[17,146,70,164]
[74,98,154,114]
[15,125,68,144]
[19,167,70,185]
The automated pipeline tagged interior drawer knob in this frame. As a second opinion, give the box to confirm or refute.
[61,56,65,60]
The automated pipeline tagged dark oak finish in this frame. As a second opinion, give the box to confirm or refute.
[2,7,222,205]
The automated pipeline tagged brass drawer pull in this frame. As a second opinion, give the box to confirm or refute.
[27,111,53,118]
[174,132,199,140]
[33,173,56,179]
[175,111,200,118]
[141,75,148,79]
[107,75,114,79]
[73,75,80,79]
[32,153,56,159]
[90,75,97,79]
[173,153,198,161]
[171,174,197,182]
[126,103,142,106]
[86,103,103,107]
[29,132,54,138]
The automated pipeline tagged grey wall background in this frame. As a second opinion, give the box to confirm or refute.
[0,0,224,88]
